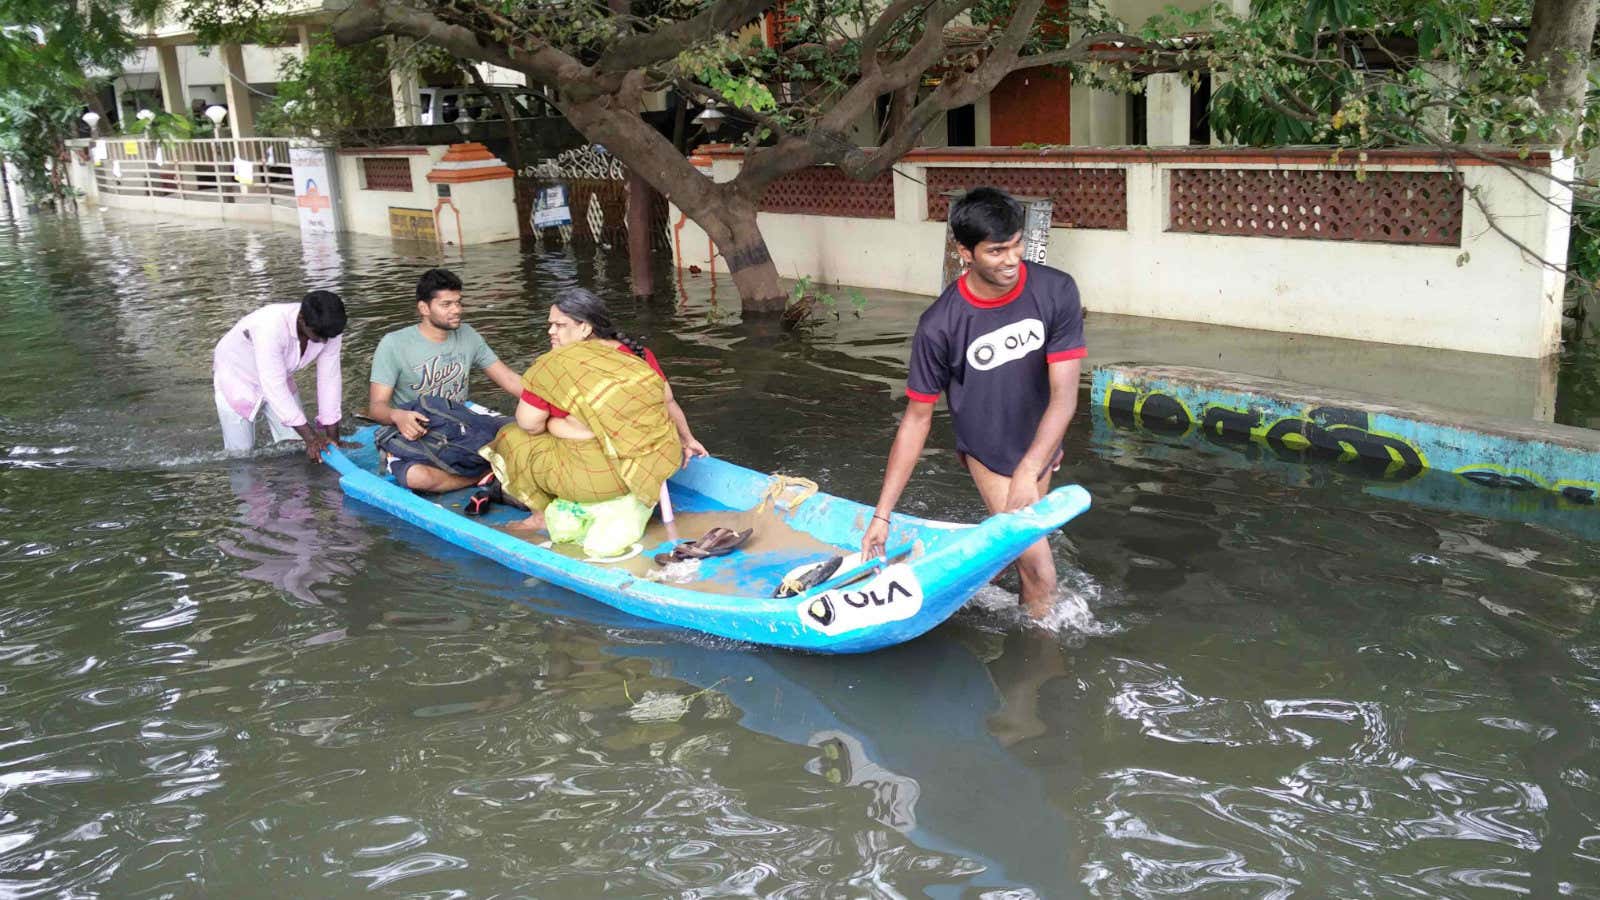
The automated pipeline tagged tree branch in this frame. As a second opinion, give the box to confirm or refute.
[858,0,932,75]
[331,0,587,96]
[675,78,793,142]
[596,0,774,74]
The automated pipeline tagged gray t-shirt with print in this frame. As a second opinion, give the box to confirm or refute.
[370,324,499,407]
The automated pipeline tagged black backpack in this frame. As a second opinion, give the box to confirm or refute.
[375,396,510,478]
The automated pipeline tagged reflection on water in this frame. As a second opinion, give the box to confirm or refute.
[3,203,1600,895]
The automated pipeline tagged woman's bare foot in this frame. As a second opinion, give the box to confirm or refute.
[507,510,546,533]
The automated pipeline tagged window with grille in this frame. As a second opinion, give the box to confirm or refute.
[361,157,414,192]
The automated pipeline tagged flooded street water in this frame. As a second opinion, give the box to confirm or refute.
[5,205,1600,897]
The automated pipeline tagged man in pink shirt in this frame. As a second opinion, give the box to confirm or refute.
[212,291,354,461]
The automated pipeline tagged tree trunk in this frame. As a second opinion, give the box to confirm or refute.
[703,198,784,313]
[332,3,801,314]
[1526,0,1599,142]
[557,95,787,313]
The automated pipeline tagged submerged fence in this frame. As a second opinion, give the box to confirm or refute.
[87,138,295,209]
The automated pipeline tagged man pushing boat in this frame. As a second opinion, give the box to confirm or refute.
[861,187,1086,619]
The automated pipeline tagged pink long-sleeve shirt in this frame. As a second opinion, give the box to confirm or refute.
[213,303,343,428]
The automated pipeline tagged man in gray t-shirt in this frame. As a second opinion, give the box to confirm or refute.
[371,319,497,407]
[367,267,523,492]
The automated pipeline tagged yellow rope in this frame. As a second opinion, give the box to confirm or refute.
[756,475,818,515]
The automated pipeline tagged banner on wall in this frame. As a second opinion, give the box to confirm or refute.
[289,147,339,234]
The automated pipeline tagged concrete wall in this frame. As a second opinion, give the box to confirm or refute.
[335,146,448,238]
[433,178,519,246]
[91,190,300,227]
[673,147,1573,359]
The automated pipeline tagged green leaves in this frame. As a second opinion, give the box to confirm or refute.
[256,36,393,142]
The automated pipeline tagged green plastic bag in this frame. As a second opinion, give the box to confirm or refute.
[544,495,653,559]
[545,499,594,545]
[580,495,653,558]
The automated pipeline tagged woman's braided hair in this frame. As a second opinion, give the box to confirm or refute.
[553,288,647,357]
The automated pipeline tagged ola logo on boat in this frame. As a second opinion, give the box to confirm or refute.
[798,565,924,636]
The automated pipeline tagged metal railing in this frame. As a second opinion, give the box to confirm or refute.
[92,138,296,208]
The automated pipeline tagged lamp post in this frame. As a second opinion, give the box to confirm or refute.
[204,104,227,138]
[691,105,725,135]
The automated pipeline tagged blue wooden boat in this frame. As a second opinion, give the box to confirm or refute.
[324,425,1091,653]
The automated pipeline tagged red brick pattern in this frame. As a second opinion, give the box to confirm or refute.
[925,166,1127,229]
[361,157,414,192]
[1168,168,1464,246]
[759,167,895,219]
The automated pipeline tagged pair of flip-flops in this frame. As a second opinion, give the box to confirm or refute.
[653,527,753,566]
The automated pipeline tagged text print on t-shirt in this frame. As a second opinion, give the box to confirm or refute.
[966,317,1045,372]
[409,355,468,401]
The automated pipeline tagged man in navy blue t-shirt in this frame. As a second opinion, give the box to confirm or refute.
[861,187,1085,618]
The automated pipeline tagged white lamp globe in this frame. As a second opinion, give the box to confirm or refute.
[136,108,156,122]
[81,111,100,131]
[204,105,227,125]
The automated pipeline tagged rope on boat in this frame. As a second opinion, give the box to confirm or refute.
[756,475,819,514]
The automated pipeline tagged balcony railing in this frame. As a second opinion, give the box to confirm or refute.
[92,138,295,208]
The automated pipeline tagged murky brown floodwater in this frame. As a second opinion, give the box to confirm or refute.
[4,202,1600,896]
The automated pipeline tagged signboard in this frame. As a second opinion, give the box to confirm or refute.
[1021,198,1052,264]
[289,147,339,234]
[532,185,572,228]
[122,140,138,156]
[389,207,438,242]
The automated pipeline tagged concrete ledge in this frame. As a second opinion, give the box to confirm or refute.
[1091,363,1600,504]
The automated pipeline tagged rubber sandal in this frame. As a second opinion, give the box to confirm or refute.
[774,554,844,598]
[464,488,492,516]
[653,527,753,566]
[699,528,752,557]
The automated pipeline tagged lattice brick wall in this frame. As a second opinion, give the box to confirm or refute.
[925,167,1127,229]
[361,157,414,192]
[759,167,895,218]
[1168,168,1464,246]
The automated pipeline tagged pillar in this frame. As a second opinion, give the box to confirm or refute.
[157,45,186,116]
[1145,73,1191,146]
[627,169,655,297]
[1094,88,1128,145]
[389,37,421,127]
[220,43,256,138]
[1417,61,1458,139]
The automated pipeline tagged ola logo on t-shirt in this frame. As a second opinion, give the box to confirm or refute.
[966,318,1044,372]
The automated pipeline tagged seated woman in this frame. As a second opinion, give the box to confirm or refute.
[481,289,701,533]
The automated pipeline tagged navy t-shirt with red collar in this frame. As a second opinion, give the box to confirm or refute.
[906,261,1086,477]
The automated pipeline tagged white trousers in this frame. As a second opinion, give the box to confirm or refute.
[216,388,298,454]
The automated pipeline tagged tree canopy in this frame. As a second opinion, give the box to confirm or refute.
[0,0,163,200]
